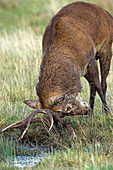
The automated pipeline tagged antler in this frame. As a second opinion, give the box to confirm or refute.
[0,108,77,142]
[0,109,54,140]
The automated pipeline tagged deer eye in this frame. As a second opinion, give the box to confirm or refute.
[67,106,71,111]
[66,104,72,113]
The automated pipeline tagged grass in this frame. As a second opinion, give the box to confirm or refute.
[35,146,113,170]
[0,0,113,169]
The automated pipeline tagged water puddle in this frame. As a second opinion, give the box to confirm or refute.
[5,145,51,168]
[8,155,43,168]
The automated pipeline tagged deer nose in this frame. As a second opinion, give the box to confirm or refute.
[82,102,89,108]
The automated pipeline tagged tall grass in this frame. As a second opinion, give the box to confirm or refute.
[0,29,42,129]
[0,0,113,169]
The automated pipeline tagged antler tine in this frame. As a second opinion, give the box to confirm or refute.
[0,120,25,133]
[40,109,54,131]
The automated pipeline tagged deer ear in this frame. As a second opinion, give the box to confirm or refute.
[23,100,41,109]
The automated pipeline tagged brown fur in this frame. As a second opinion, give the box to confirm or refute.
[25,2,113,114]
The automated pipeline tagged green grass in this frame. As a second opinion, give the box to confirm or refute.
[0,0,113,169]
[35,146,113,170]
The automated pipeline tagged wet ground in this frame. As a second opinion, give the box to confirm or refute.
[5,145,51,168]
[8,155,43,168]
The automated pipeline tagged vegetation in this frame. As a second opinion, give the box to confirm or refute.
[0,0,113,169]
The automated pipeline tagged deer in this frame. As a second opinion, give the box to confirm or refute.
[24,1,113,114]
[1,2,113,140]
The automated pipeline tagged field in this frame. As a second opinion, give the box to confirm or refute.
[0,0,113,169]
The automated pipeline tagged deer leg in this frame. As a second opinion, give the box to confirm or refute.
[87,59,111,114]
[99,43,112,114]
[85,72,96,112]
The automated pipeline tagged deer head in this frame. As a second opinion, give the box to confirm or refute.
[24,92,90,115]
